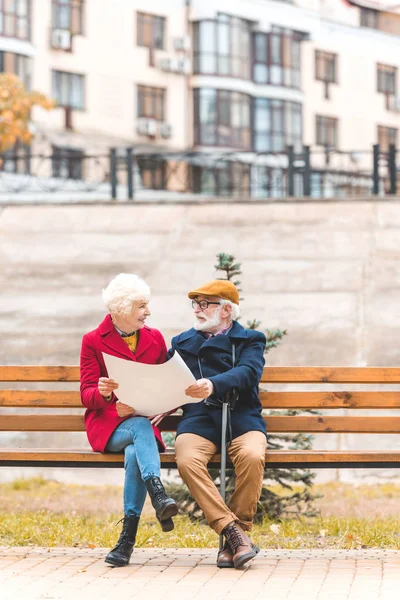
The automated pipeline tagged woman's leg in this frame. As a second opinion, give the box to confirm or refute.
[106,417,177,525]
[107,417,161,481]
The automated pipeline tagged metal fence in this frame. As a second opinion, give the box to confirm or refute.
[0,144,398,201]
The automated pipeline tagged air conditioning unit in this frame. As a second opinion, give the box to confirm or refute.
[159,57,180,72]
[174,36,191,51]
[51,29,72,50]
[176,58,191,74]
[137,118,157,137]
[160,123,172,139]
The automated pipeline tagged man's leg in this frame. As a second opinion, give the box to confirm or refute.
[175,433,238,534]
[228,431,267,532]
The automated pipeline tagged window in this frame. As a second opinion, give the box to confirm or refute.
[316,115,338,148]
[0,0,30,40]
[52,146,84,179]
[194,88,251,149]
[360,7,379,29]
[193,15,251,79]
[192,162,250,197]
[0,141,30,174]
[377,126,398,152]
[315,50,337,99]
[137,157,166,190]
[253,98,302,152]
[52,70,85,109]
[252,28,302,88]
[377,64,397,110]
[52,0,84,34]
[137,12,165,49]
[0,51,32,89]
[137,86,165,121]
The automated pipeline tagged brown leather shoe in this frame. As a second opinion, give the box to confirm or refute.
[223,522,257,569]
[216,541,234,568]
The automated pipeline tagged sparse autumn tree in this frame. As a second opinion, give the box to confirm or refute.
[0,73,53,153]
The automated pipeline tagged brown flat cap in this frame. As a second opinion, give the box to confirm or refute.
[188,280,240,305]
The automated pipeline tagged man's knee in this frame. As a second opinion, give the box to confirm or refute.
[234,445,266,472]
[176,442,207,477]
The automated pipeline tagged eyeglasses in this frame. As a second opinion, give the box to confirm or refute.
[191,300,221,311]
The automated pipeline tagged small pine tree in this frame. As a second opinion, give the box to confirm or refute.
[165,253,320,521]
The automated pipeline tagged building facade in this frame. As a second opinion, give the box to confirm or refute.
[1,0,399,197]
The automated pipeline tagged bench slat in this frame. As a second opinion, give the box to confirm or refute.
[1,449,400,464]
[260,391,400,409]
[3,366,400,384]
[3,414,400,433]
[2,390,400,409]
[0,366,80,382]
[260,367,400,383]
[0,391,82,407]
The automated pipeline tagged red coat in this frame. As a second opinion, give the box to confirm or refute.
[80,314,167,452]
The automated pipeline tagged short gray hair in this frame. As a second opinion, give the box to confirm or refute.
[102,273,150,315]
[220,299,240,321]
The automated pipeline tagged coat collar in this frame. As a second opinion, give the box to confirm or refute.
[176,320,248,356]
[98,314,156,361]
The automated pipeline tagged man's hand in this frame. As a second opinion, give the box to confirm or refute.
[98,377,119,398]
[116,402,136,418]
[185,378,214,399]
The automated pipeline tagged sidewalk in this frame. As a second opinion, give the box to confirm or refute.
[1,547,399,600]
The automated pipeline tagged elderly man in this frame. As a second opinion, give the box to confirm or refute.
[169,280,267,569]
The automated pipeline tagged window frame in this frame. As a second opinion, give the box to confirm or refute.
[252,28,302,89]
[52,70,85,110]
[316,114,339,149]
[0,0,31,40]
[137,85,166,121]
[136,11,165,50]
[377,125,398,152]
[194,88,251,150]
[0,50,32,89]
[52,145,84,180]
[51,0,84,35]
[253,97,303,153]
[193,14,252,80]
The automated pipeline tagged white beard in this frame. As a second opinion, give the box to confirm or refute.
[193,308,222,332]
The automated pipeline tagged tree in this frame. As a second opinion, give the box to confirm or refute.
[0,73,53,153]
[165,253,320,521]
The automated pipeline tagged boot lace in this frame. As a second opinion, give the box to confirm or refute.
[225,525,244,553]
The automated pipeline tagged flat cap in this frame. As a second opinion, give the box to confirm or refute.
[188,280,240,305]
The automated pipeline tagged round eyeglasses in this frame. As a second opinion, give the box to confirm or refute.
[191,300,221,311]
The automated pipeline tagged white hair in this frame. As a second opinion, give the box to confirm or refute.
[102,273,150,315]
[220,299,240,321]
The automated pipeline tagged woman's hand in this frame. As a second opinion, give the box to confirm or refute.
[185,378,214,399]
[98,377,119,398]
[116,402,136,418]
[149,411,171,428]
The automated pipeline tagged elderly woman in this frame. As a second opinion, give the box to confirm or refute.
[80,273,177,567]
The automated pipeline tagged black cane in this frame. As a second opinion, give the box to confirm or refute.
[219,394,230,552]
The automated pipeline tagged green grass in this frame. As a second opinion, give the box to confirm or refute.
[2,478,400,549]
[1,512,400,549]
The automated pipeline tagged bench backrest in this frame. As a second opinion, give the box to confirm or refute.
[1,366,400,436]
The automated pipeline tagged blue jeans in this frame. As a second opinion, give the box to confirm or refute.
[106,417,161,517]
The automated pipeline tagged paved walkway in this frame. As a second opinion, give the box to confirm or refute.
[1,547,400,600]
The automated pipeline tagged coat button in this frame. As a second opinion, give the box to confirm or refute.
[201,357,207,363]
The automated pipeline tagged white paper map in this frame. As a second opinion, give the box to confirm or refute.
[102,351,201,416]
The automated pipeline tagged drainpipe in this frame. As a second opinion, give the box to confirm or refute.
[185,0,192,151]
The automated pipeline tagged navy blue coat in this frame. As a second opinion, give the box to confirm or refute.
[168,321,267,447]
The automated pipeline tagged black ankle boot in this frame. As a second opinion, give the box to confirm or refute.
[105,515,139,567]
[157,515,174,532]
[145,476,178,522]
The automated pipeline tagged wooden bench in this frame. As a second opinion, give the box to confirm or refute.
[1,365,400,470]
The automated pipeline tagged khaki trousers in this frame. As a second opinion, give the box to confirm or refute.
[175,431,267,535]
